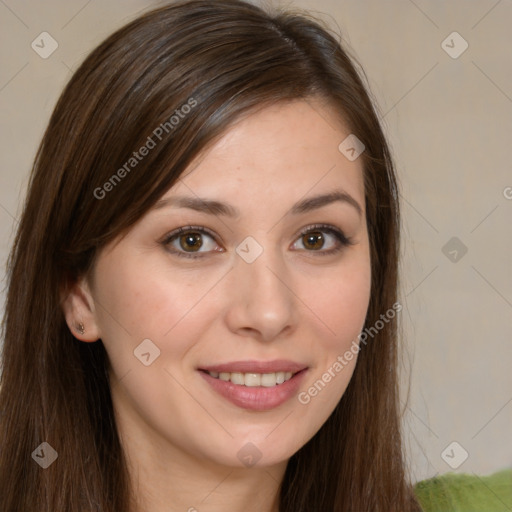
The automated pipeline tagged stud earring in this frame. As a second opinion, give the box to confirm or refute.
[76,322,85,335]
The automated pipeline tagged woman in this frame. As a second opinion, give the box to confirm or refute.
[0,1,510,511]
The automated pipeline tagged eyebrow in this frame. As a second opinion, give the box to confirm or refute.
[153,189,363,218]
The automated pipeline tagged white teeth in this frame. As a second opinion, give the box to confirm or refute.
[260,373,275,387]
[230,372,245,385]
[207,370,296,386]
[275,372,285,384]
[244,373,261,387]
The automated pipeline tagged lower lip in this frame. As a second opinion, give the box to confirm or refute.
[199,370,308,411]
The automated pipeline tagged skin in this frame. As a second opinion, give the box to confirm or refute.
[63,99,372,512]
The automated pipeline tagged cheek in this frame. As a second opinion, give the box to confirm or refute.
[91,254,224,374]
[295,248,371,412]
[307,251,371,350]
[94,263,184,332]
[322,275,370,337]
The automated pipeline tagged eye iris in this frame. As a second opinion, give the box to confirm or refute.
[303,231,324,250]
[180,232,202,252]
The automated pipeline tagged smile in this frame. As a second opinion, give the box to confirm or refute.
[198,361,308,411]
[205,370,295,387]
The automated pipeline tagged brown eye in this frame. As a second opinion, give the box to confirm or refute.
[179,232,203,252]
[302,231,325,250]
[162,226,221,258]
[291,224,353,255]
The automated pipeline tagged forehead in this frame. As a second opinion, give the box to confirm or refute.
[169,100,365,208]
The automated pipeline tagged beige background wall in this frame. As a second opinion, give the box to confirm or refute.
[1,0,510,483]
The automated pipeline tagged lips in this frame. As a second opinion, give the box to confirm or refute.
[198,360,308,411]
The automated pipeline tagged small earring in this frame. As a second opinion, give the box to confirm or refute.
[76,322,85,335]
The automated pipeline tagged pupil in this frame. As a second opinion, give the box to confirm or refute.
[180,232,202,252]
[304,232,324,250]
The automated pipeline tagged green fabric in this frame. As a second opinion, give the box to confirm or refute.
[414,468,512,512]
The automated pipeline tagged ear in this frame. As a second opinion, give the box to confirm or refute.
[61,276,101,342]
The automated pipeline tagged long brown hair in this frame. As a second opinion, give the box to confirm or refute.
[0,1,421,510]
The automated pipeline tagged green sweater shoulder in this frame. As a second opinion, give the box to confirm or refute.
[414,468,512,512]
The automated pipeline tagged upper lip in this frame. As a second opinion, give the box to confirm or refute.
[199,360,308,374]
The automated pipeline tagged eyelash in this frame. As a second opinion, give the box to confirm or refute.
[161,224,354,260]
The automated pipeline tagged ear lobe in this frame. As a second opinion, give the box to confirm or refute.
[61,277,101,342]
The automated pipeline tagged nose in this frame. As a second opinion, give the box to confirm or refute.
[223,247,298,342]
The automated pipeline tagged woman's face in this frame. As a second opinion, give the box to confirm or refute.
[78,100,371,469]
